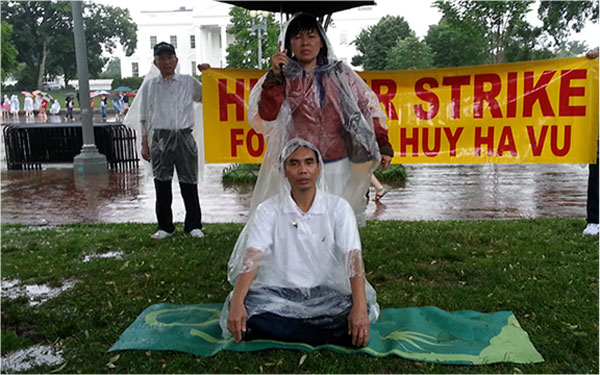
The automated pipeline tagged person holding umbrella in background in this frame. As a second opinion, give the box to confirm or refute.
[1,95,10,121]
[23,92,34,118]
[10,94,20,119]
[65,96,74,121]
[100,95,108,121]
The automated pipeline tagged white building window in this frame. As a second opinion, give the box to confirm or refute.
[170,35,178,48]
[150,36,157,49]
[132,62,139,77]
[190,35,196,49]
[191,61,196,74]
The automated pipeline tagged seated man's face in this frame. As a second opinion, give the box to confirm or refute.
[284,146,320,192]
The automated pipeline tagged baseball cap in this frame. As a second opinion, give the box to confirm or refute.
[153,42,176,56]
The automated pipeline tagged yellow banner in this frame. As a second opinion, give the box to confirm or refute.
[203,57,598,164]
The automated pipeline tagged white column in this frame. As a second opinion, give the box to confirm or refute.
[220,24,227,68]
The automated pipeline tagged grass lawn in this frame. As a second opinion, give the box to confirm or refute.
[1,219,598,373]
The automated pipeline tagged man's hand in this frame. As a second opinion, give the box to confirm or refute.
[227,299,247,342]
[271,41,288,76]
[586,47,599,59]
[379,154,392,171]
[348,303,370,347]
[141,136,150,161]
[197,63,211,72]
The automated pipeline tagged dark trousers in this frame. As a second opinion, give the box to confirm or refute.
[246,312,353,347]
[587,162,599,224]
[154,179,202,233]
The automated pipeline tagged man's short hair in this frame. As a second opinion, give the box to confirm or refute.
[154,42,176,57]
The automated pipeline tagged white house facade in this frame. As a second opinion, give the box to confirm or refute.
[119,1,399,78]
[120,2,233,77]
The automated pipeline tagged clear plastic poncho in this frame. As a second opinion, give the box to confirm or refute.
[219,138,380,338]
[246,13,387,227]
[123,63,205,182]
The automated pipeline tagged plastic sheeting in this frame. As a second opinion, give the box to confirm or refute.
[220,138,379,338]
[246,12,386,226]
[123,63,205,182]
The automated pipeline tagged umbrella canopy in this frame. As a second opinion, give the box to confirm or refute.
[123,92,137,97]
[218,0,375,17]
[95,90,110,96]
[109,94,122,101]
[113,86,132,92]
[21,91,33,97]
[32,90,52,101]
[64,92,77,97]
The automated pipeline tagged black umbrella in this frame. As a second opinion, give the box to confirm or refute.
[219,1,375,16]
[218,0,376,29]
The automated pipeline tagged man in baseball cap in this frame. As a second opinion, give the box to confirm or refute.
[138,41,210,239]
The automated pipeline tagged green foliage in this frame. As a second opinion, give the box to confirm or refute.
[0,219,597,373]
[351,15,413,70]
[222,163,261,183]
[373,164,407,181]
[385,35,433,70]
[433,0,535,64]
[111,76,145,90]
[538,0,599,47]
[98,57,121,79]
[226,7,280,69]
[424,19,488,67]
[0,1,136,89]
[1,22,18,81]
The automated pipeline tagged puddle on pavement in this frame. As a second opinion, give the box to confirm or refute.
[83,250,125,262]
[1,344,65,373]
[1,278,79,306]
[0,163,589,224]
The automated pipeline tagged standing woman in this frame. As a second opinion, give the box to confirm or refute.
[1,95,9,120]
[247,13,393,225]
[23,95,34,117]
[10,94,20,119]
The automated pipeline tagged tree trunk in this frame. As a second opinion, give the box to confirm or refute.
[36,41,48,88]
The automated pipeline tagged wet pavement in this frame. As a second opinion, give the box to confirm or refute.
[0,115,590,224]
[0,162,589,225]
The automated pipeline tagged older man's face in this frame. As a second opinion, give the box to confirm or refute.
[154,53,178,77]
[284,146,320,193]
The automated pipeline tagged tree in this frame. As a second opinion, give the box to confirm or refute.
[226,7,280,69]
[100,57,121,79]
[351,15,413,70]
[1,22,18,81]
[385,35,433,70]
[1,1,136,89]
[433,0,535,64]
[538,0,599,47]
[424,19,488,67]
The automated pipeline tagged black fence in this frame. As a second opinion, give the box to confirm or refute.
[3,123,139,170]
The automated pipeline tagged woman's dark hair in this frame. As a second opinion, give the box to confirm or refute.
[284,14,328,65]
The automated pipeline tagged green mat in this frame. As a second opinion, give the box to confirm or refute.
[108,303,543,365]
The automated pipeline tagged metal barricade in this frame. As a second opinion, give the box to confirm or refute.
[3,123,139,170]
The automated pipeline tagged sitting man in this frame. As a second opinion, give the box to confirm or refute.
[220,138,379,347]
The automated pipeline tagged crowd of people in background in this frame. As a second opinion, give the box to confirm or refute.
[0,90,133,124]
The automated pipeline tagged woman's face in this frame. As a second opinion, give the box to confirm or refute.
[290,28,323,68]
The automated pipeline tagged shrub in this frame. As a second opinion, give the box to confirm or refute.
[374,164,407,181]
[111,76,145,90]
[222,164,260,183]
